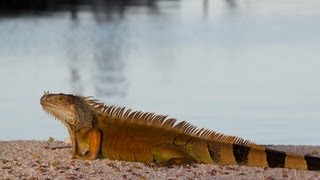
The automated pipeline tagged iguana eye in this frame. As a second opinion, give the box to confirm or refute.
[65,117,77,125]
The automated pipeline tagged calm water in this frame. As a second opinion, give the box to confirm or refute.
[1,0,320,145]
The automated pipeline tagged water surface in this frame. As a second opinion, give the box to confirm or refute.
[1,0,320,145]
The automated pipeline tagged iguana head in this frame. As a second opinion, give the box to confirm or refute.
[40,91,94,154]
[40,91,93,130]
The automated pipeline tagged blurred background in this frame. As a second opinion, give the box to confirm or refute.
[0,0,320,145]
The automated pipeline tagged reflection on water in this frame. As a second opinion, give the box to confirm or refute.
[93,28,128,97]
[1,0,320,145]
[65,19,128,97]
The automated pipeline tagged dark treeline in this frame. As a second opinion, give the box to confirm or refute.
[0,0,163,12]
[0,0,85,11]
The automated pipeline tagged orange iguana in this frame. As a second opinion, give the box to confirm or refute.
[40,92,320,171]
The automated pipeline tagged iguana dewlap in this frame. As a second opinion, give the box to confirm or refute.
[40,92,320,171]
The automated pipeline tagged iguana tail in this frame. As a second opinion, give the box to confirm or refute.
[205,141,320,171]
[258,147,320,171]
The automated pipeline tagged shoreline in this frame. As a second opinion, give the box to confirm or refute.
[1,140,320,179]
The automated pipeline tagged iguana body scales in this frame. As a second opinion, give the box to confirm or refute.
[40,92,320,171]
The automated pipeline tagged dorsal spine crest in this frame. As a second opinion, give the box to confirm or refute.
[82,96,258,148]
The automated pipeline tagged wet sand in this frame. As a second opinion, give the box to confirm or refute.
[1,141,320,179]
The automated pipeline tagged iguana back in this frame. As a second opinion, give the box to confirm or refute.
[40,92,320,171]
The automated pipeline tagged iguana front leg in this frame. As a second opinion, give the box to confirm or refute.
[73,129,101,160]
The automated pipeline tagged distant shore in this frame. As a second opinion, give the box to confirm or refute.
[1,141,320,179]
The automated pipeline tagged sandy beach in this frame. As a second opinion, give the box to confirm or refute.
[1,140,320,179]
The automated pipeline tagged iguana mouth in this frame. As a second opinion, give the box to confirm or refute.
[40,101,54,108]
[40,93,56,110]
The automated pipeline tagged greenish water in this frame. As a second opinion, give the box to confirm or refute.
[1,0,320,145]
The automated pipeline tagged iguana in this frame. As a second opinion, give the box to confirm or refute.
[40,92,320,171]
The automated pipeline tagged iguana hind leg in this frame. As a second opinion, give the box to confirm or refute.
[152,144,197,165]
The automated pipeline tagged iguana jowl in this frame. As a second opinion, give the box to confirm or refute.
[40,92,320,171]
